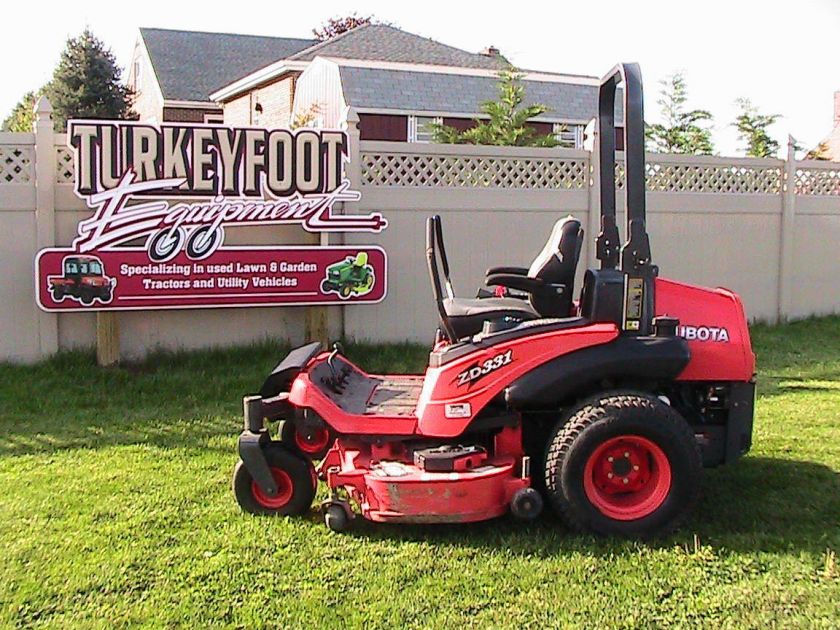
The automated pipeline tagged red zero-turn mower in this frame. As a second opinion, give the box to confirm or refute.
[232,63,756,537]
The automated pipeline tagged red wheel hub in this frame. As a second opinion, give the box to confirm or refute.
[583,435,672,521]
[251,467,294,509]
[294,427,330,455]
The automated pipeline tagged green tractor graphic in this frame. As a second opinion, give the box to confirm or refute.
[321,252,375,299]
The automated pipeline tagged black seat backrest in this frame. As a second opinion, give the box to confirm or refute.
[527,216,584,317]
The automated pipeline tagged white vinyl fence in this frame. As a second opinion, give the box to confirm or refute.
[1,103,839,362]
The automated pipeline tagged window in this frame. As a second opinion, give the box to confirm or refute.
[203,112,224,125]
[553,123,584,149]
[408,115,442,143]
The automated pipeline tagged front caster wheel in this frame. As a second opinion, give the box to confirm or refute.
[232,445,315,516]
[544,392,702,538]
[324,503,350,532]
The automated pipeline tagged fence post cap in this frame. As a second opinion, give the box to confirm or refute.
[345,107,360,125]
[34,95,53,116]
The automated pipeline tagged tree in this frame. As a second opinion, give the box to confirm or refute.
[313,14,373,41]
[431,70,559,147]
[46,28,135,131]
[646,72,714,155]
[1,91,39,132]
[806,141,832,161]
[732,98,780,158]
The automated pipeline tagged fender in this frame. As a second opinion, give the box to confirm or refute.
[259,341,322,398]
[504,335,690,409]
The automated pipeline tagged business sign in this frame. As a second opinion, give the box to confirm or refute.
[35,121,388,312]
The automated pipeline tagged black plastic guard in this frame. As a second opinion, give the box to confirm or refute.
[505,335,690,409]
[238,430,277,495]
[259,341,322,398]
[725,379,756,463]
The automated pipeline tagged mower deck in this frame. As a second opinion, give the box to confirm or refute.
[320,434,527,523]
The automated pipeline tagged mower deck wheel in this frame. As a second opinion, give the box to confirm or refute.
[324,503,350,532]
[232,444,315,516]
[510,487,544,520]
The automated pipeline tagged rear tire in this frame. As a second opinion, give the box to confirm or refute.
[232,445,315,516]
[544,392,701,538]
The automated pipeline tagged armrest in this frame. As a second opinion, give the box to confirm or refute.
[486,273,544,294]
[486,273,567,298]
[485,266,528,277]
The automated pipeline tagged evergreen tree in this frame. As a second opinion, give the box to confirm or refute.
[47,29,135,130]
[431,70,558,147]
[732,98,780,158]
[646,72,714,154]
[1,91,39,132]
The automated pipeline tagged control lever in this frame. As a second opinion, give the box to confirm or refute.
[326,342,349,393]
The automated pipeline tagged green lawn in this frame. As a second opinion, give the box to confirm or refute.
[1,321,839,628]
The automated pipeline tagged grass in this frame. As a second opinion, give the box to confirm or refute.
[1,321,839,628]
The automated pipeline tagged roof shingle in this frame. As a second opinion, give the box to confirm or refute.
[140,28,315,101]
[290,24,505,70]
[338,66,623,122]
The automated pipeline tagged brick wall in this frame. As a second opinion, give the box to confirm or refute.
[221,73,300,127]
[162,107,223,123]
[223,94,252,126]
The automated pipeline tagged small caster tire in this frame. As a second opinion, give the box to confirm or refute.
[232,444,315,516]
[511,487,544,521]
[324,503,350,532]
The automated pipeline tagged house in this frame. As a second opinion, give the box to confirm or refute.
[809,92,840,160]
[132,24,622,148]
[127,28,315,123]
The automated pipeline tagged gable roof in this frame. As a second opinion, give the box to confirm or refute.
[140,28,315,102]
[337,65,623,123]
[288,24,505,70]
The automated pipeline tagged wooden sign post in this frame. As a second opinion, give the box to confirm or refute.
[96,312,119,366]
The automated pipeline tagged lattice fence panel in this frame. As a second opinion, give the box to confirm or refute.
[645,161,781,193]
[794,166,840,196]
[361,153,588,189]
[56,146,75,183]
[615,162,626,190]
[0,145,34,184]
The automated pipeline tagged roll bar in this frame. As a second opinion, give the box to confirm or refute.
[426,215,457,341]
[596,62,654,275]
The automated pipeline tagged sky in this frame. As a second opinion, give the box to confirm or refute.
[2,0,838,156]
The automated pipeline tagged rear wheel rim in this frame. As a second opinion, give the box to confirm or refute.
[251,467,294,509]
[294,427,331,455]
[583,435,672,521]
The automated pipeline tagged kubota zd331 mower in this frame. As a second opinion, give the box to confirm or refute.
[232,63,756,537]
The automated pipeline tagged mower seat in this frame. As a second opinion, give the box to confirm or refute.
[442,297,538,339]
[443,216,584,339]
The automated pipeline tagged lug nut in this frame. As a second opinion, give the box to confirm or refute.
[623,478,629,484]
[624,452,630,458]
[608,456,614,462]
[633,465,639,471]
[607,472,614,479]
